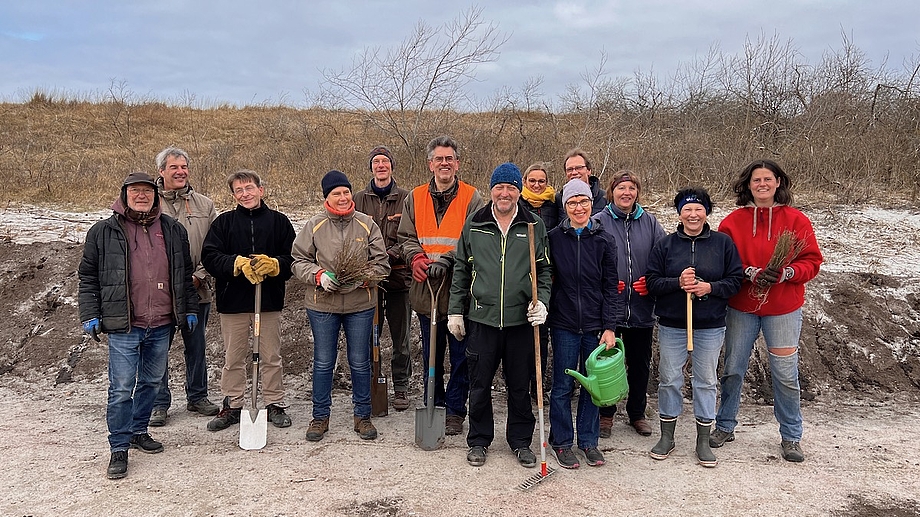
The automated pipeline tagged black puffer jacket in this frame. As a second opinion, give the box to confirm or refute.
[78,213,198,333]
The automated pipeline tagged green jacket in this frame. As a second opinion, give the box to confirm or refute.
[449,203,552,328]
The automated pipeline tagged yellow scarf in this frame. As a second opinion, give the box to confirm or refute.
[521,185,556,208]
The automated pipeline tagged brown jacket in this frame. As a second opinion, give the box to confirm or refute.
[354,179,410,293]
[157,180,217,303]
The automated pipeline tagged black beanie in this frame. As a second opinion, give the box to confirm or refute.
[368,146,395,171]
[321,170,352,198]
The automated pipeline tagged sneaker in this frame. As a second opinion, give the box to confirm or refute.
[305,418,330,442]
[630,418,653,436]
[467,445,488,466]
[781,440,805,462]
[129,433,164,454]
[709,428,735,448]
[599,416,613,439]
[149,408,167,427]
[354,416,378,440]
[106,451,128,480]
[267,404,292,428]
[554,447,580,469]
[582,447,605,466]
[207,399,241,432]
[392,391,410,411]
[445,414,464,436]
[514,446,537,468]
[187,398,220,416]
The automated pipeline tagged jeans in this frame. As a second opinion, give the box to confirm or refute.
[549,328,600,450]
[377,289,412,392]
[465,321,535,449]
[716,308,804,441]
[599,326,654,422]
[154,302,211,409]
[106,324,172,451]
[308,307,374,420]
[657,325,724,420]
[418,313,468,418]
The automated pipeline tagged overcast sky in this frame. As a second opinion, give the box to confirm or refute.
[2,1,918,108]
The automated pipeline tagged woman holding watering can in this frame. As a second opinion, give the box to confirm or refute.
[546,179,624,469]
[593,171,666,438]
[645,187,743,467]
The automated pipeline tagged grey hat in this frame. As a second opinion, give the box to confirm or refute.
[562,178,593,204]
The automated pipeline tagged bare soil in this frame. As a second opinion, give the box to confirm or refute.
[1,206,920,516]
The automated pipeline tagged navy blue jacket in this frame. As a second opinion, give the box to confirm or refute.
[593,203,667,328]
[547,219,623,333]
[202,202,295,314]
[646,223,743,329]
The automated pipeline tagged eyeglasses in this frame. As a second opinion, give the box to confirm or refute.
[127,187,154,196]
[233,185,260,196]
[565,199,592,209]
[431,156,456,164]
[527,178,547,184]
[564,164,587,174]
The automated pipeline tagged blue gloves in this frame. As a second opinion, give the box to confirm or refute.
[186,314,198,333]
[82,318,101,342]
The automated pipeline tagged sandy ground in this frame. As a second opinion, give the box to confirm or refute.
[2,372,919,517]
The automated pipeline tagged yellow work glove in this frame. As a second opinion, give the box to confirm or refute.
[251,254,281,277]
[233,255,249,276]
[240,259,264,284]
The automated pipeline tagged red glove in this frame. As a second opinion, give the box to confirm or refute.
[617,280,625,294]
[632,276,648,296]
[411,254,433,283]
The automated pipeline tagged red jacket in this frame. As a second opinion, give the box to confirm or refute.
[718,204,823,316]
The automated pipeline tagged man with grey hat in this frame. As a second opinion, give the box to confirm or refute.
[448,162,552,468]
[78,172,199,480]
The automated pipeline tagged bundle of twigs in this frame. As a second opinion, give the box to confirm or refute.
[750,229,808,307]
[331,241,386,286]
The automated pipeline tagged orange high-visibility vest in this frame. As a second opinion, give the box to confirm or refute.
[413,181,476,259]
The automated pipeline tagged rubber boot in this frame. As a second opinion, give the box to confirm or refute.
[696,419,718,467]
[649,416,677,460]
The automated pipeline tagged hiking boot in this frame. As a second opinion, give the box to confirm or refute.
[709,428,735,448]
[267,404,292,428]
[581,447,605,467]
[187,398,220,416]
[467,445,487,466]
[630,418,653,436]
[207,398,241,432]
[445,415,464,436]
[392,391,410,411]
[149,408,167,427]
[554,447,580,469]
[354,416,378,440]
[305,418,330,442]
[129,433,164,454]
[107,450,128,480]
[514,446,537,468]
[781,440,805,462]
[599,416,613,438]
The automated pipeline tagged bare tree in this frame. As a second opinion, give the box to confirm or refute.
[319,7,507,174]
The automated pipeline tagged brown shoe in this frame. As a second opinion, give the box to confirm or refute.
[354,416,378,440]
[305,418,329,442]
[630,418,653,436]
[392,391,410,411]
[599,416,614,438]
[445,414,464,436]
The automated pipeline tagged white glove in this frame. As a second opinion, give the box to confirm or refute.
[319,271,339,291]
[447,314,466,341]
[527,301,548,326]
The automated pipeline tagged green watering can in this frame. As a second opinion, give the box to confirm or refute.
[565,338,629,407]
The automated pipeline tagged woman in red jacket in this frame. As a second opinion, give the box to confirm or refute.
[711,159,823,463]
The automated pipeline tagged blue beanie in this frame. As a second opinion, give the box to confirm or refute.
[489,162,522,191]
[321,170,352,198]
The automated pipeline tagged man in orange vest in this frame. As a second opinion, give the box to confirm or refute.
[398,135,484,436]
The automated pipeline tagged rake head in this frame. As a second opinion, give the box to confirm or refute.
[517,465,557,491]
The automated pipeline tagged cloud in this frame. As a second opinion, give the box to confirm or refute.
[1,31,44,42]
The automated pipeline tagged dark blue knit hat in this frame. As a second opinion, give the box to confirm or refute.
[321,170,352,198]
[489,162,522,191]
